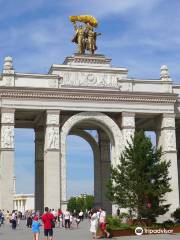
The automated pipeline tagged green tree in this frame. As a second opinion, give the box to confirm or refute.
[85,195,94,210]
[67,197,77,213]
[67,195,94,213]
[107,131,172,222]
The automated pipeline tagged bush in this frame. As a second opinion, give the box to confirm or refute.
[161,220,175,228]
[106,216,131,231]
[172,208,180,223]
[106,216,121,230]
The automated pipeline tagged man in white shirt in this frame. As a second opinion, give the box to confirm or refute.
[64,209,70,229]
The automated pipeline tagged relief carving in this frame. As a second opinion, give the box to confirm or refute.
[162,117,175,128]
[60,71,119,88]
[122,116,135,128]
[1,113,14,124]
[47,114,59,125]
[1,126,14,148]
[164,130,176,151]
[3,76,14,86]
[47,127,59,149]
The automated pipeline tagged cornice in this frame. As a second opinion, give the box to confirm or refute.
[49,64,128,74]
[0,87,177,104]
[15,72,59,79]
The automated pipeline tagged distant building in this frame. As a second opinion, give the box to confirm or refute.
[13,193,34,212]
[13,176,34,211]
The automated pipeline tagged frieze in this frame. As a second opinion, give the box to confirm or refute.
[0,88,176,104]
[60,71,119,88]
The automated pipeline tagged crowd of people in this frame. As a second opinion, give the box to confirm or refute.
[0,207,110,239]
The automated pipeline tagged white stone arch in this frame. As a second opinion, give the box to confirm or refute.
[60,111,122,207]
[70,129,101,205]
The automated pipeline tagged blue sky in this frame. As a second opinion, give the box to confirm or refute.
[10,0,180,196]
[15,130,93,197]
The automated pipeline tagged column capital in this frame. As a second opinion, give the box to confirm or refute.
[161,114,175,129]
[162,113,175,119]
[1,108,15,114]
[46,110,60,126]
[122,112,135,117]
[121,112,135,129]
[46,110,60,115]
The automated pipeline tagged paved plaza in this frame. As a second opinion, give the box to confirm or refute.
[1,220,180,240]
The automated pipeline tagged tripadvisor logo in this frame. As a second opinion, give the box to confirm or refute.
[135,226,174,235]
[135,227,143,236]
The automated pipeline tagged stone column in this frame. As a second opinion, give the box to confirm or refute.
[44,110,60,209]
[121,112,135,148]
[99,130,111,213]
[0,109,15,211]
[176,126,180,203]
[93,139,101,208]
[35,126,45,213]
[157,113,179,220]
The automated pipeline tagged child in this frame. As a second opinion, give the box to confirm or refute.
[32,216,41,240]
[75,216,81,228]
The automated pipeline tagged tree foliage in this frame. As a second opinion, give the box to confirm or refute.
[67,194,94,213]
[107,131,172,221]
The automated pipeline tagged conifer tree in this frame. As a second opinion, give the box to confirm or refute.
[107,131,172,221]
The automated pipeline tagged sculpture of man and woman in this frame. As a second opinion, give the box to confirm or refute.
[72,22,101,55]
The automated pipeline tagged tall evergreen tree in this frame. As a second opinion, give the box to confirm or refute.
[107,131,172,221]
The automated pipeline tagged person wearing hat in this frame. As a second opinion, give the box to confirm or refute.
[32,215,41,240]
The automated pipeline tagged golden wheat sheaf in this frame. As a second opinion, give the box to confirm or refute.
[69,15,98,27]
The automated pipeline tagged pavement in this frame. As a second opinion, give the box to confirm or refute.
[1,219,180,240]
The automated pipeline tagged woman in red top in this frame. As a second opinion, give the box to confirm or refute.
[41,207,55,240]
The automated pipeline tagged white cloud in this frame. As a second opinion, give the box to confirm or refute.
[58,0,161,18]
[0,0,44,21]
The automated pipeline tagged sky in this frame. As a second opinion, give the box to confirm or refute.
[10,0,180,196]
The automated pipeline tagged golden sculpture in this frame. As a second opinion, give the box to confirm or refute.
[70,15,101,55]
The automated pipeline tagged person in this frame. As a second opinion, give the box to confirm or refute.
[70,214,73,229]
[57,209,63,227]
[41,207,55,240]
[90,208,98,240]
[11,210,17,230]
[0,210,2,226]
[75,216,81,228]
[117,208,120,217]
[64,209,70,229]
[27,214,33,228]
[98,208,110,238]
[79,210,84,221]
[32,216,41,240]
[72,23,86,54]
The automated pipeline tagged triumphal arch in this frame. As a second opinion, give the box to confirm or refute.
[0,16,180,219]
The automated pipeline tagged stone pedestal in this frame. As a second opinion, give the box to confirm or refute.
[44,110,60,209]
[0,109,15,211]
[157,114,179,220]
[35,126,45,213]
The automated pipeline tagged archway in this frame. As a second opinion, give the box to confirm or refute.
[60,112,122,211]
